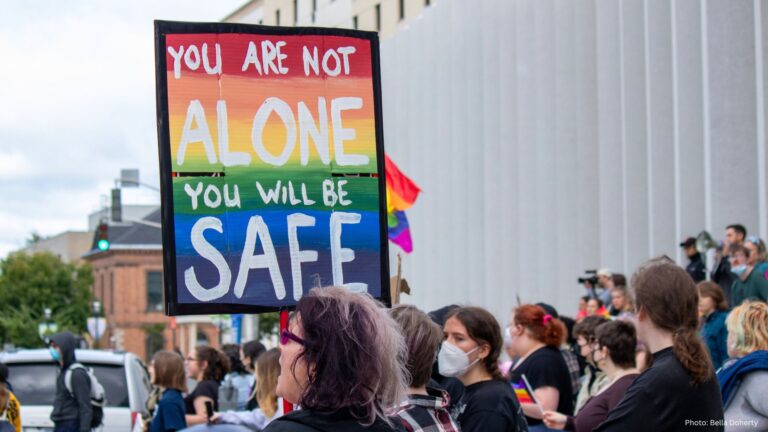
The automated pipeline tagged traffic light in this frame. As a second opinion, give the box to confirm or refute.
[97,222,110,251]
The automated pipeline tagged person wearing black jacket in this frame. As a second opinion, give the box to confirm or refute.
[49,332,92,432]
[595,258,724,431]
[711,224,747,303]
[680,237,706,282]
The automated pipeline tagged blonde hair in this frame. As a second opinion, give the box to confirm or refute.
[254,348,280,418]
[726,301,768,355]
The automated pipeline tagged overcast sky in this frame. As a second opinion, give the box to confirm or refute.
[0,0,245,258]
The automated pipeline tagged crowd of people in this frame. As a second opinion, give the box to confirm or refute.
[145,224,767,432]
[14,224,765,432]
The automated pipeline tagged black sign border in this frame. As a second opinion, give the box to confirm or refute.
[154,20,391,316]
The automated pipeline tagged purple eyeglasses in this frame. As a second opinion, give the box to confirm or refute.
[280,329,306,346]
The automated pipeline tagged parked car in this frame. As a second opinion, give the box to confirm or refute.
[0,349,152,432]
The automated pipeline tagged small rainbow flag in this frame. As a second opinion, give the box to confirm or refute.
[511,380,535,404]
[385,155,421,253]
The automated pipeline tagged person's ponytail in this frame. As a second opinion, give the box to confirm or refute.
[542,318,566,348]
[632,258,716,385]
[513,305,565,348]
[672,327,714,385]
[196,346,231,382]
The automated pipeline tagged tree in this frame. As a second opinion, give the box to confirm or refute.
[257,312,280,340]
[25,231,44,246]
[0,252,93,348]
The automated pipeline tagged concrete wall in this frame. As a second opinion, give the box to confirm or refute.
[382,0,768,321]
[21,231,92,264]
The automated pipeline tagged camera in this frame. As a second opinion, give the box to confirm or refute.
[578,270,598,286]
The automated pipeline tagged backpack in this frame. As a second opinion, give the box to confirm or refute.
[64,363,106,429]
[218,374,239,412]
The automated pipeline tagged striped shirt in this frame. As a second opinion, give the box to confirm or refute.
[392,388,461,432]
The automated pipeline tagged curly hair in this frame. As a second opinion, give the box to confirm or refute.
[293,287,408,426]
[195,346,230,382]
[726,301,768,355]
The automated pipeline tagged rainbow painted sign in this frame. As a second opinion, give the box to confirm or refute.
[154,21,389,315]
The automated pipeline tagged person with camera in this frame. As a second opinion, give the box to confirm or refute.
[579,270,612,306]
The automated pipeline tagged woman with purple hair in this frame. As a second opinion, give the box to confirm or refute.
[262,287,408,432]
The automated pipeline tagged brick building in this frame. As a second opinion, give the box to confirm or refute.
[83,209,219,361]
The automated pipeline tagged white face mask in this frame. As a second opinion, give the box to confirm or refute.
[438,341,480,377]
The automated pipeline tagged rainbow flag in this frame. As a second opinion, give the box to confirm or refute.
[511,380,535,404]
[385,155,421,253]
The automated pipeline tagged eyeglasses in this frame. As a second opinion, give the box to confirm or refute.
[184,356,198,363]
[280,329,306,346]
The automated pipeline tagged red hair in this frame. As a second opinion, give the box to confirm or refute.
[513,304,566,347]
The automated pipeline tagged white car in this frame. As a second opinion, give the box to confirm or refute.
[0,349,152,432]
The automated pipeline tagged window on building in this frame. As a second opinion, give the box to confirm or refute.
[146,271,163,312]
[294,0,298,24]
[196,331,210,346]
[276,9,281,26]
[100,273,105,304]
[399,0,405,20]
[353,15,358,30]
[375,4,381,32]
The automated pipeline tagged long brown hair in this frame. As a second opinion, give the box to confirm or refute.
[445,306,504,381]
[254,348,280,418]
[632,257,713,384]
[152,351,187,392]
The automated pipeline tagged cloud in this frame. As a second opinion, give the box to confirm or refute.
[0,0,244,259]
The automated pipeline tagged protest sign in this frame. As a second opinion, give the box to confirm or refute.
[155,21,389,315]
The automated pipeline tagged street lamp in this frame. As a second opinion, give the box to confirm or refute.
[92,301,101,349]
[38,307,57,341]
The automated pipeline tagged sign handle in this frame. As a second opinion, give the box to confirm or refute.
[279,310,294,414]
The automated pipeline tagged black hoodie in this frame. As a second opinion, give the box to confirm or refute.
[49,332,92,432]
